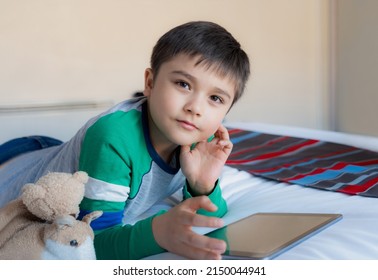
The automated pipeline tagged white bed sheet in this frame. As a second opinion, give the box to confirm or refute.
[144,122,378,260]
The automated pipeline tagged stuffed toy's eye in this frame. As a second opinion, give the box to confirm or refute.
[70,239,78,247]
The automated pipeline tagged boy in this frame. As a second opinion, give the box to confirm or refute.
[0,21,250,260]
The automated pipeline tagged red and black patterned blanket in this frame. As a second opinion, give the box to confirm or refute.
[226,128,378,198]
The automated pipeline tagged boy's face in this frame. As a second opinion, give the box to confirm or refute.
[144,54,236,149]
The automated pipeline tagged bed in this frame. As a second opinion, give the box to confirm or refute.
[1,104,378,260]
[142,122,378,260]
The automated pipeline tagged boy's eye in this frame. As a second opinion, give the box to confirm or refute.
[176,81,191,90]
[210,95,224,103]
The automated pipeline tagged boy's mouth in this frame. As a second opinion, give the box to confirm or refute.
[177,120,198,131]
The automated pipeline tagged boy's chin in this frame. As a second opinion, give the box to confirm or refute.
[174,138,199,147]
[171,132,211,147]
[177,138,209,147]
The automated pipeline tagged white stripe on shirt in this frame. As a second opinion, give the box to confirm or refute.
[85,176,130,202]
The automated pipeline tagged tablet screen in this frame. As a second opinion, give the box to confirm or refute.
[206,212,342,259]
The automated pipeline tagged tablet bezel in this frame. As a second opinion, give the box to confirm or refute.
[206,212,342,260]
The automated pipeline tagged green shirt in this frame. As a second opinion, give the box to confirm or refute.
[78,97,227,259]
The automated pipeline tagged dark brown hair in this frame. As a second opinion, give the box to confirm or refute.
[150,21,250,104]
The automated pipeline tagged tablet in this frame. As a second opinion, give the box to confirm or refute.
[206,212,342,259]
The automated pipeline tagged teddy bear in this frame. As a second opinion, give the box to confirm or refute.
[0,171,102,259]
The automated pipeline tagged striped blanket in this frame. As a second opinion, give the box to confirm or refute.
[226,128,378,198]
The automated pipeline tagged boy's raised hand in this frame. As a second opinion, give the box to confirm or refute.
[180,124,233,195]
[152,196,226,259]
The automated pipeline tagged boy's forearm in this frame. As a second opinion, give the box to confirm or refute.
[93,213,166,260]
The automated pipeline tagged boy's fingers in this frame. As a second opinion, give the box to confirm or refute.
[184,196,217,212]
[185,232,226,253]
[179,208,224,228]
[173,241,224,260]
[189,213,224,228]
[215,124,230,141]
[218,139,233,149]
[180,145,191,154]
[174,230,226,259]
[178,198,224,228]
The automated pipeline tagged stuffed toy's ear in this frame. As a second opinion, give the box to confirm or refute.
[21,183,50,215]
[55,215,76,229]
[22,183,46,199]
[43,214,97,260]
[73,171,89,184]
[82,211,103,225]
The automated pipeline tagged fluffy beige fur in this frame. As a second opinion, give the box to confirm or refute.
[0,171,102,259]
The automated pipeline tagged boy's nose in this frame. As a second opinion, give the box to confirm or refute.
[184,96,203,116]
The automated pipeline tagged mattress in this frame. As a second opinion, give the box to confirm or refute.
[144,122,378,260]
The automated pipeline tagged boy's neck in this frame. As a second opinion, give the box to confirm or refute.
[153,143,178,164]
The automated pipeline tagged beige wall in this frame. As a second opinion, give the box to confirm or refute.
[335,0,378,137]
[0,0,330,130]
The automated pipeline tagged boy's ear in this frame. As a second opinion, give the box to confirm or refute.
[144,68,154,96]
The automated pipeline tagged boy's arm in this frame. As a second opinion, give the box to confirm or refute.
[78,116,166,259]
[94,212,166,260]
[79,146,166,259]
[151,196,226,260]
[180,125,231,218]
